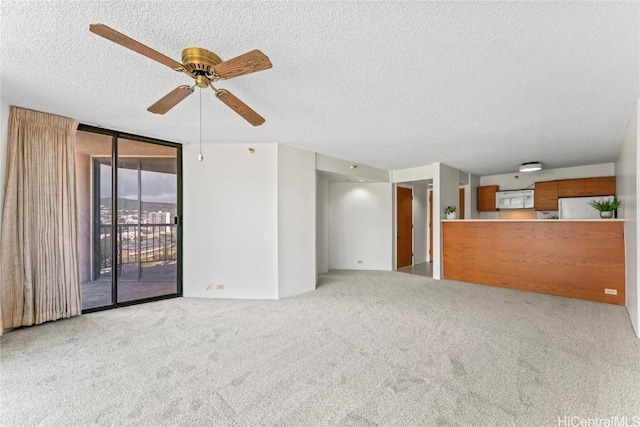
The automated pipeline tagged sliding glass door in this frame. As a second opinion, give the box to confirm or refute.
[77,128,182,311]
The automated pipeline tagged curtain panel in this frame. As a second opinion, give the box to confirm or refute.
[0,107,81,333]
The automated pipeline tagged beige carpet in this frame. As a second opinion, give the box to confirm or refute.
[1,270,639,426]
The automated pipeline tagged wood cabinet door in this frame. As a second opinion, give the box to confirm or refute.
[477,185,498,212]
[584,177,616,196]
[557,179,586,197]
[534,181,558,211]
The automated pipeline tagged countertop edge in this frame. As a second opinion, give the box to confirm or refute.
[441,219,625,222]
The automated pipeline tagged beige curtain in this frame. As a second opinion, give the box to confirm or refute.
[0,107,81,333]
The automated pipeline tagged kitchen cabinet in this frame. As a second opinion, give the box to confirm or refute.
[556,176,616,198]
[534,181,558,211]
[558,179,586,197]
[585,177,616,196]
[535,176,616,210]
[477,185,498,212]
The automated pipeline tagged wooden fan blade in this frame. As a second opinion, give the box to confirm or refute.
[90,24,183,71]
[213,50,272,80]
[148,85,194,114]
[216,89,265,126]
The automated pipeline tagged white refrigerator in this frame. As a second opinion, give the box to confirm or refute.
[558,196,614,219]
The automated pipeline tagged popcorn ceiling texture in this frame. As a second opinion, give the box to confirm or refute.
[1,1,638,174]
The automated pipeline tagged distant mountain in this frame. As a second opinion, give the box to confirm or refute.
[100,197,177,214]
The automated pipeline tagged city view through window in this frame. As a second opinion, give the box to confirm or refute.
[98,165,178,283]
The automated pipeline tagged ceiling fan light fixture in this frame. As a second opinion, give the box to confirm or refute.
[519,162,542,172]
[89,24,272,125]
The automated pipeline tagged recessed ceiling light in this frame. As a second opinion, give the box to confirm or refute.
[358,179,365,182]
[519,162,542,172]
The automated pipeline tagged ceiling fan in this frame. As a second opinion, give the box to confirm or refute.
[89,24,272,126]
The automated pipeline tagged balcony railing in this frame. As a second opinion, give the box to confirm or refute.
[97,223,177,280]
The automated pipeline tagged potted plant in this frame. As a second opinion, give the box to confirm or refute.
[588,197,623,219]
[444,205,457,219]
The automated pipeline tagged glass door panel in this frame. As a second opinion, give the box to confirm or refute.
[116,138,178,303]
[77,131,115,310]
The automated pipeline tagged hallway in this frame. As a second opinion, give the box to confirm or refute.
[398,262,433,278]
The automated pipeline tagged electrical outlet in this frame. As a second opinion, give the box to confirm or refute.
[604,288,618,295]
[206,284,213,290]
[357,260,363,264]
[216,284,224,290]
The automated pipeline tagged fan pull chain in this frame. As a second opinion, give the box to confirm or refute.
[198,87,204,162]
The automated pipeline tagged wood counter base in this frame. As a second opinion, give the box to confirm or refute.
[442,221,625,305]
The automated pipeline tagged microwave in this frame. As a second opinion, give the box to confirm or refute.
[496,190,534,209]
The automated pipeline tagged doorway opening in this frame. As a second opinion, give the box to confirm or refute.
[77,126,182,312]
[396,181,433,278]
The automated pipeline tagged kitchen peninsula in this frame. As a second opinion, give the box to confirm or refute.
[442,219,625,305]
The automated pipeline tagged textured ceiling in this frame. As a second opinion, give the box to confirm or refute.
[1,1,638,175]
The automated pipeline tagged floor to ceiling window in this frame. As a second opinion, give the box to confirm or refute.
[76,126,182,312]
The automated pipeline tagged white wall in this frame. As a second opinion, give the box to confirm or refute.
[468,174,481,219]
[329,182,393,270]
[183,143,279,299]
[316,176,329,275]
[391,185,397,269]
[459,171,469,185]
[413,185,428,264]
[393,164,435,183]
[0,100,10,237]
[615,101,639,338]
[433,162,461,279]
[277,145,316,298]
[317,153,389,182]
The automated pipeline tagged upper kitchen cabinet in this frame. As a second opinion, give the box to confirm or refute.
[477,185,498,212]
[536,176,616,210]
[557,176,616,198]
[534,181,558,211]
[558,179,586,197]
[584,177,616,196]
